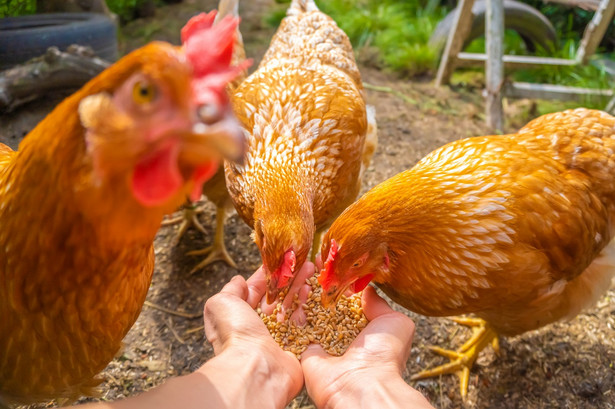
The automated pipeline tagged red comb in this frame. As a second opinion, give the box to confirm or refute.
[276,249,296,289]
[318,239,339,290]
[181,12,252,105]
[181,11,217,44]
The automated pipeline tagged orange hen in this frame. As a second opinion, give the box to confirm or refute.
[169,0,250,272]
[0,14,246,406]
[319,108,615,397]
[225,0,377,302]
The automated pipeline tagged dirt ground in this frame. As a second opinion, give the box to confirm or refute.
[3,0,614,408]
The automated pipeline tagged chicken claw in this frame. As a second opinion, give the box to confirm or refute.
[411,317,498,399]
[162,202,207,245]
[187,205,237,272]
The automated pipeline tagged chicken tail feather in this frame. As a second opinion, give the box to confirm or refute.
[288,0,319,16]
[360,105,378,180]
[215,0,239,22]
[215,0,247,88]
[557,239,615,321]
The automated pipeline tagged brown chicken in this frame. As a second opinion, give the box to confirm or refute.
[318,108,615,398]
[0,13,246,406]
[225,0,377,302]
[166,0,250,271]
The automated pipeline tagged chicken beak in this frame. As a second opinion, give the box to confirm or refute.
[190,108,246,165]
[320,285,344,311]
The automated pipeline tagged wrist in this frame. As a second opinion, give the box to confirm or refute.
[321,372,433,409]
[198,347,296,409]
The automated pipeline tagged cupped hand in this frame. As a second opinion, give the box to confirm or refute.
[259,261,317,324]
[301,286,431,409]
[202,268,304,406]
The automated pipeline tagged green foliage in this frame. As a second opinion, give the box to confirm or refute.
[105,0,165,23]
[524,0,615,52]
[263,5,287,28]
[465,30,528,55]
[105,0,140,22]
[319,0,447,75]
[0,0,36,17]
[264,0,447,76]
[263,0,614,104]
[465,32,614,109]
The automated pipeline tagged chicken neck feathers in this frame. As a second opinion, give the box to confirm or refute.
[226,3,368,236]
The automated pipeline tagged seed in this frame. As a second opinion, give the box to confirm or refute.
[258,271,369,359]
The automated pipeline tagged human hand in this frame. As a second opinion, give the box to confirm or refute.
[202,268,304,408]
[258,261,317,324]
[301,286,434,409]
[78,268,304,409]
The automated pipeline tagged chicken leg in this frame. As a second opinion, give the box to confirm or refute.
[188,204,237,272]
[411,317,499,399]
[161,202,207,245]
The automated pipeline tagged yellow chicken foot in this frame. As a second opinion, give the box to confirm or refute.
[188,205,237,272]
[161,203,207,245]
[411,317,498,399]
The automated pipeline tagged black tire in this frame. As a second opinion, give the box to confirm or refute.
[430,0,558,57]
[0,13,118,70]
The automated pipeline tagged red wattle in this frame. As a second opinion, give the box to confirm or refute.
[189,162,219,201]
[318,239,339,289]
[350,274,375,293]
[276,250,296,289]
[132,144,182,207]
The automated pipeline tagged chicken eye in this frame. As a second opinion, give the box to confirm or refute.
[198,103,222,125]
[132,80,157,105]
[352,259,363,268]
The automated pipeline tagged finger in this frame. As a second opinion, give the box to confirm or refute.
[246,266,267,308]
[289,283,311,326]
[260,295,277,315]
[282,261,315,310]
[300,343,330,366]
[354,288,416,364]
[219,275,248,301]
[361,286,394,321]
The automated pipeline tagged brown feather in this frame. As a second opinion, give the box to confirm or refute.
[324,108,615,336]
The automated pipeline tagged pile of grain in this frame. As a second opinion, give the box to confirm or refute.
[258,274,368,359]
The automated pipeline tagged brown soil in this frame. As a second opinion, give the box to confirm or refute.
[5,1,614,408]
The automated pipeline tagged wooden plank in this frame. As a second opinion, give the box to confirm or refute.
[576,0,615,64]
[486,0,504,132]
[456,52,578,68]
[435,0,475,86]
[504,81,614,102]
[543,0,601,10]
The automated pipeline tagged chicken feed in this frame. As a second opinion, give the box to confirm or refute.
[258,274,368,359]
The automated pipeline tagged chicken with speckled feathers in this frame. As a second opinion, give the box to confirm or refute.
[225,0,377,303]
[165,0,251,272]
[0,12,246,406]
[319,108,615,398]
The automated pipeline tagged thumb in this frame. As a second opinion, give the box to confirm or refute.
[361,286,394,321]
[300,343,330,369]
[219,275,249,301]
